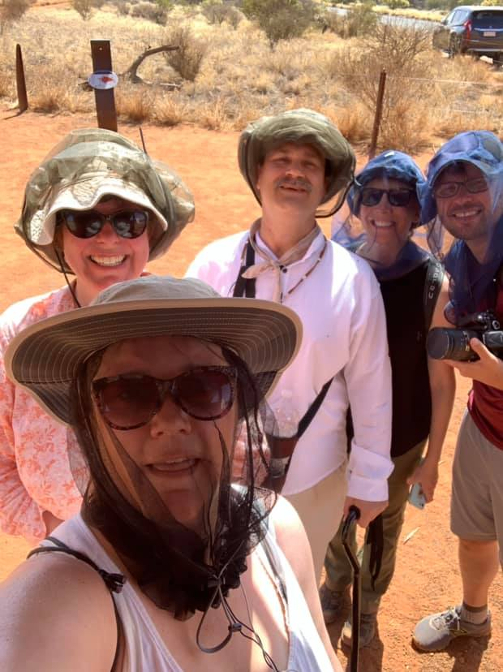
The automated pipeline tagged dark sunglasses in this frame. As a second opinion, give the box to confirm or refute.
[57,208,149,239]
[92,366,238,431]
[359,187,415,208]
[433,177,489,199]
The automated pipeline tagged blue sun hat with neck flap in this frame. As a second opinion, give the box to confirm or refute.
[347,150,425,218]
[332,150,441,280]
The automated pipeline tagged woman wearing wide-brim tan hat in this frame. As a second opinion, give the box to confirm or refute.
[0,274,341,672]
[0,129,194,543]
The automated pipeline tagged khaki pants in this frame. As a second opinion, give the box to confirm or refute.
[285,461,347,584]
[324,441,425,614]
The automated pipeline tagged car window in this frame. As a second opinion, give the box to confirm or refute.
[445,10,456,24]
[451,10,465,25]
[471,11,503,29]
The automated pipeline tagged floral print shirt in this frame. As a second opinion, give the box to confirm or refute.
[0,286,84,543]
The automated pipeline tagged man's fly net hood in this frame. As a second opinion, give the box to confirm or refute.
[238,108,356,218]
[419,131,503,322]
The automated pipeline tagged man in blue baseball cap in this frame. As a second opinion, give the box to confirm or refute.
[413,131,503,652]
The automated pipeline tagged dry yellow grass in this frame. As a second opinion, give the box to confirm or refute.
[0,3,502,152]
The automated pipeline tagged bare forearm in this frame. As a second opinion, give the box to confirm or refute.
[425,360,456,463]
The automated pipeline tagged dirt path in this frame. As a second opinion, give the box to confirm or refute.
[0,110,501,671]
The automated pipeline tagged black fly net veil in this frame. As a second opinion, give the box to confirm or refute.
[68,340,277,637]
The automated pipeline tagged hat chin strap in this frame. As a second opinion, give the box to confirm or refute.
[55,248,81,308]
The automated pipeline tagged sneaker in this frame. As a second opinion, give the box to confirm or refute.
[413,605,492,652]
[341,612,377,648]
[319,583,347,624]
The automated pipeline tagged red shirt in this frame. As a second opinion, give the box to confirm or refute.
[468,276,503,449]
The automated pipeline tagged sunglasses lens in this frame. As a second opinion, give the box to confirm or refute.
[63,211,104,238]
[95,376,159,430]
[360,188,382,207]
[61,210,148,239]
[388,190,412,207]
[113,211,148,239]
[175,369,234,420]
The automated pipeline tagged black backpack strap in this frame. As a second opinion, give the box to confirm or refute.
[423,259,444,332]
[28,536,126,671]
[297,377,334,439]
[233,240,256,298]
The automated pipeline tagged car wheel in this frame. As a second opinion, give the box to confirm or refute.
[494,53,503,67]
[448,36,460,59]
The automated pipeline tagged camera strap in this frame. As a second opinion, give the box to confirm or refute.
[423,259,444,331]
[233,241,256,298]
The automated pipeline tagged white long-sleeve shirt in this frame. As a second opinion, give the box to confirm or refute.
[186,229,393,499]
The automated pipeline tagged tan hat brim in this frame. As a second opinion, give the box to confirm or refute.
[5,297,301,426]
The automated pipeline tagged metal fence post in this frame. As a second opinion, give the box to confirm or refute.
[15,44,28,113]
[90,40,118,132]
[368,69,387,160]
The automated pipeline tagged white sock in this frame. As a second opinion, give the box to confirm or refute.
[460,602,488,625]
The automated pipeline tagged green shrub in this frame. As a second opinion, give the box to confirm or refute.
[131,0,170,23]
[387,0,410,8]
[202,0,243,27]
[325,3,378,38]
[424,0,456,10]
[71,0,106,20]
[164,25,207,81]
[241,0,317,46]
[0,0,32,32]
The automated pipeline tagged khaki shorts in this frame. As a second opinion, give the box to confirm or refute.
[451,411,503,562]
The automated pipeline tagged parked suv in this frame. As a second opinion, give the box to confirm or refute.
[432,5,503,64]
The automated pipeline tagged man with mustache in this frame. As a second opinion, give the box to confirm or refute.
[186,109,393,583]
[413,131,503,652]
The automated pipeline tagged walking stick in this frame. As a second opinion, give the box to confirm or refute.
[341,505,361,672]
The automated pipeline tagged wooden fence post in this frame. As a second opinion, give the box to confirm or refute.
[368,70,387,160]
[15,44,28,113]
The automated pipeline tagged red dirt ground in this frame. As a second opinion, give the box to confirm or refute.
[0,110,501,672]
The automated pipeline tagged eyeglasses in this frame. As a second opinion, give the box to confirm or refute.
[92,366,237,431]
[57,209,149,239]
[359,187,415,208]
[433,177,489,199]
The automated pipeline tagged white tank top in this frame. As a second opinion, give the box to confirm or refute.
[43,514,334,672]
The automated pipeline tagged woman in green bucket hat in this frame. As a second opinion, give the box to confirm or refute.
[0,128,194,543]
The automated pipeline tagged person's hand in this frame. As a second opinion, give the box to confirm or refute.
[443,338,503,390]
[42,510,63,536]
[343,496,388,528]
[407,457,438,503]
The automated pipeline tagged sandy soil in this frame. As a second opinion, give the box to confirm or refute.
[0,109,501,672]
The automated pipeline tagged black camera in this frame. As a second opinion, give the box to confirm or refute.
[427,311,503,362]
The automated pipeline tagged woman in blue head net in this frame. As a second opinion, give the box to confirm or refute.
[320,150,456,648]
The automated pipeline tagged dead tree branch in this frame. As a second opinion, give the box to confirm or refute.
[121,44,180,85]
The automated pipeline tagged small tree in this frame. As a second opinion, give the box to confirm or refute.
[242,0,317,47]
[0,0,32,33]
[71,0,106,20]
[387,0,410,8]
[164,25,207,81]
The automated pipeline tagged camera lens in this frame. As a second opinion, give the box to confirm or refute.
[426,328,454,359]
[426,328,477,361]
